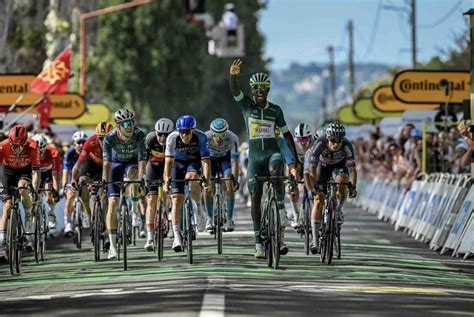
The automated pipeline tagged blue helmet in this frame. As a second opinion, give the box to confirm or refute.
[176,115,196,130]
[410,128,422,138]
[210,118,228,134]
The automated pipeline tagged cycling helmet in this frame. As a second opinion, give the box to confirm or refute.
[176,115,196,130]
[326,121,346,138]
[8,125,27,146]
[154,118,174,133]
[249,72,271,88]
[210,118,228,134]
[114,108,135,124]
[72,131,88,143]
[32,134,48,153]
[96,122,113,138]
[294,123,312,137]
[224,3,235,11]
[241,141,249,150]
[411,128,422,138]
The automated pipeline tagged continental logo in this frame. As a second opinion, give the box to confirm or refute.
[399,79,466,93]
[377,92,395,104]
[0,83,28,94]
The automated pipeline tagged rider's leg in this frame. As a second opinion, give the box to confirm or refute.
[19,179,34,237]
[269,154,288,253]
[106,196,119,254]
[79,176,92,218]
[64,189,75,229]
[171,193,184,250]
[311,193,325,248]
[224,168,235,227]
[335,173,349,223]
[0,199,13,260]
[146,194,157,241]
[45,182,57,229]
[289,187,300,227]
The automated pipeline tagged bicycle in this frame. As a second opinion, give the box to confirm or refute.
[319,181,349,265]
[298,185,312,256]
[145,180,168,261]
[168,178,204,264]
[209,174,239,255]
[33,188,54,263]
[0,185,32,275]
[70,181,87,250]
[91,181,107,262]
[255,174,296,270]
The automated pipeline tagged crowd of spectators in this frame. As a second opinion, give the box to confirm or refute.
[353,122,470,189]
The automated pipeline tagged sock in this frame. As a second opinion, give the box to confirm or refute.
[146,221,154,241]
[205,198,213,219]
[253,221,262,244]
[131,198,139,215]
[279,206,287,228]
[173,224,181,237]
[290,200,299,220]
[109,233,117,250]
[226,199,234,221]
[0,230,5,242]
[311,220,321,244]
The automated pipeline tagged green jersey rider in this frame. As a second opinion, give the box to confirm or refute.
[229,59,300,258]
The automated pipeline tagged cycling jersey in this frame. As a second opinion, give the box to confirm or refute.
[78,134,103,166]
[295,143,306,163]
[145,131,165,163]
[205,130,239,159]
[62,146,80,171]
[103,128,147,163]
[165,130,210,161]
[309,135,356,169]
[234,92,289,154]
[303,148,312,175]
[0,138,40,170]
[40,144,61,176]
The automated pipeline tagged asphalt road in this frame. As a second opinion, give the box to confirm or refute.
[1,201,473,316]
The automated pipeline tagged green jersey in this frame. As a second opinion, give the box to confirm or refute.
[234,91,289,155]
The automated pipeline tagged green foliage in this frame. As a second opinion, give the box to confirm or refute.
[88,0,266,136]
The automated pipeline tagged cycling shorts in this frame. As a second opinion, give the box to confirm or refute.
[1,165,32,201]
[171,160,201,194]
[146,161,164,195]
[108,161,138,197]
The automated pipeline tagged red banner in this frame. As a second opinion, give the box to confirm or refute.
[31,47,71,95]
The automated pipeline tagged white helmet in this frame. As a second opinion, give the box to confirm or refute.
[294,123,312,137]
[155,118,174,133]
[32,134,48,153]
[314,128,325,139]
[114,108,135,124]
[72,131,87,143]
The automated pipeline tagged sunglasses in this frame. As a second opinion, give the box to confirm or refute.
[179,129,193,135]
[157,132,170,138]
[75,140,86,145]
[98,136,104,141]
[328,138,342,144]
[213,132,227,140]
[119,120,135,128]
[250,82,270,90]
[296,136,311,143]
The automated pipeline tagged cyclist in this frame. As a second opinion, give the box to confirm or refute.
[289,123,314,229]
[229,59,299,258]
[71,122,113,244]
[164,115,210,252]
[32,134,61,230]
[102,109,147,260]
[143,118,174,251]
[62,130,88,236]
[308,121,357,254]
[204,118,239,232]
[0,125,40,262]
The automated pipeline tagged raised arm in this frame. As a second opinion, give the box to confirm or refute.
[229,59,243,97]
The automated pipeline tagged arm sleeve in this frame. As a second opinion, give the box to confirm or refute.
[165,132,177,157]
[62,149,75,171]
[230,132,240,160]
[52,148,61,176]
[199,132,210,158]
[278,137,295,165]
[136,130,147,161]
[31,144,41,170]
[344,141,356,170]
[310,141,324,166]
[145,132,154,160]
[275,105,289,133]
[77,140,90,164]
[102,136,112,162]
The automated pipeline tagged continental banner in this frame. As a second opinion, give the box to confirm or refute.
[392,70,470,104]
[372,85,439,112]
[353,98,402,120]
[337,105,366,125]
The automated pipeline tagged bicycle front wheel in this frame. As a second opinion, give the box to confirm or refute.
[34,206,41,263]
[185,199,193,264]
[73,201,82,250]
[156,200,164,261]
[8,208,17,276]
[93,199,103,262]
[121,203,129,271]
[327,199,337,265]
[214,193,223,255]
[270,198,280,270]
[303,198,311,256]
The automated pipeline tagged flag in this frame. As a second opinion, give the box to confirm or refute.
[31,47,71,95]
[36,97,52,128]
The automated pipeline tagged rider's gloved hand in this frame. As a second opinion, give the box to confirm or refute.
[31,190,39,203]
[51,188,60,203]
[311,183,325,196]
[201,176,210,190]
[348,183,357,198]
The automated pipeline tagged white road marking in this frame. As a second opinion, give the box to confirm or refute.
[199,277,225,317]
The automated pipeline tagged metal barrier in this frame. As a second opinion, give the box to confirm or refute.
[357,173,473,260]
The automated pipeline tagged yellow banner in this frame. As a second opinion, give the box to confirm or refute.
[337,105,366,125]
[392,70,470,104]
[353,98,402,120]
[373,85,439,111]
[54,103,112,127]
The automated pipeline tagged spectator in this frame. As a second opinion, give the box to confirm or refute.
[221,3,238,46]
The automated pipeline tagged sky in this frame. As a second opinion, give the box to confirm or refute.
[259,0,472,70]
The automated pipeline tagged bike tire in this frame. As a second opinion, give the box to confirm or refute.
[8,208,17,276]
[304,198,311,256]
[215,193,223,255]
[40,209,46,262]
[157,201,164,261]
[185,199,193,264]
[74,201,82,250]
[320,214,327,263]
[121,203,128,270]
[270,198,280,270]
[15,213,22,274]
[93,199,102,262]
[336,224,341,260]
[34,208,40,263]
[327,198,336,265]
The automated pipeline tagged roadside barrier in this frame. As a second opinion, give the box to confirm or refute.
[356,173,473,260]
